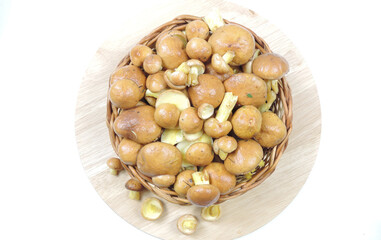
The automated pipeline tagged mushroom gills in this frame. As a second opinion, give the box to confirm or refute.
[201,205,221,221]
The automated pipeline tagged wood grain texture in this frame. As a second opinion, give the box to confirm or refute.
[75,0,321,239]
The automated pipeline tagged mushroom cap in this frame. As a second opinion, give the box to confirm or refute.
[156,30,188,69]
[208,24,255,66]
[231,105,262,139]
[152,175,176,188]
[146,71,167,93]
[185,20,210,40]
[130,45,153,67]
[164,70,187,90]
[118,138,142,165]
[213,136,237,154]
[205,63,233,81]
[224,139,263,175]
[254,111,287,148]
[188,74,225,108]
[224,73,267,107]
[109,65,146,97]
[185,142,214,166]
[179,107,204,134]
[203,118,232,138]
[252,53,289,80]
[113,105,162,144]
[187,184,220,207]
[211,53,232,74]
[154,103,180,129]
[106,157,123,170]
[203,162,236,195]
[174,169,196,197]
[137,142,182,177]
[125,178,143,191]
[143,54,163,74]
[109,79,142,109]
[186,38,212,62]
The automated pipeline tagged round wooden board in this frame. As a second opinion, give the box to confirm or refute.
[75,0,321,239]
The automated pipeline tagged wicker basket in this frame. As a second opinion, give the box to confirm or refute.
[106,15,293,205]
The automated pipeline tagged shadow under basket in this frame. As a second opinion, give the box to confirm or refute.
[106,15,293,205]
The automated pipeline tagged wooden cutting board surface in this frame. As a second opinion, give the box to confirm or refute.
[75,0,321,239]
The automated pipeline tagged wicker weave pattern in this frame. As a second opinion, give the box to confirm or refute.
[106,15,293,205]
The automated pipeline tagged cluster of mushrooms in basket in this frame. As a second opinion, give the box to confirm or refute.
[106,11,290,235]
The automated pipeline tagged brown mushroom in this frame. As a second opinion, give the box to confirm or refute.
[186,59,205,86]
[186,38,212,62]
[205,63,232,81]
[137,142,182,177]
[155,89,191,112]
[254,111,287,148]
[212,136,237,160]
[224,139,263,175]
[156,30,188,69]
[231,105,262,139]
[152,175,176,188]
[179,107,204,134]
[208,24,255,66]
[106,157,123,175]
[188,74,225,108]
[203,118,232,138]
[185,142,214,166]
[130,45,153,67]
[113,105,162,144]
[118,138,142,165]
[252,53,289,80]
[125,178,143,200]
[164,69,187,90]
[203,162,236,195]
[143,54,163,74]
[177,214,198,235]
[146,71,167,93]
[109,65,146,98]
[154,103,180,129]
[174,169,195,197]
[109,79,142,109]
[185,20,210,40]
[187,171,220,207]
[224,73,267,107]
[211,51,235,74]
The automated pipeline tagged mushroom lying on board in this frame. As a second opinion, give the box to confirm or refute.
[106,157,123,175]
[125,178,143,200]
[177,214,198,235]
[141,197,164,221]
[201,205,221,222]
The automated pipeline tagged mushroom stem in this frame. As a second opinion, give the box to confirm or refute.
[215,92,238,123]
[187,66,200,86]
[145,89,161,98]
[176,62,191,74]
[203,8,225,32]
[243,49,260,73]
[222,51,235,64]
[271,80,279,94]
[258,90,276,112]
[129,190,141,200]
[192,171,210,185]
[109,169,118,176]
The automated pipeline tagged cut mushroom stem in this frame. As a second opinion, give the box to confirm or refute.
[222,50,235,64]
[203,8,225,32]
[161,129,184,145]
[215,92,238,123]
[192,171,210,185]
[201,205,221,221]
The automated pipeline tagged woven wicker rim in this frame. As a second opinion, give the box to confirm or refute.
[106,15,293,205]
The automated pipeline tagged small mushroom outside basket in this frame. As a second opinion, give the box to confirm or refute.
[106,15,293,205]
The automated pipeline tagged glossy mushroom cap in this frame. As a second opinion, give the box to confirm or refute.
[208,24,255,66]
[137,142,182,177]
[143,54,163,74]
[146,71,167,93]
[109,79,142,109]
[185,142,214,166]
[113,105,162,144]
[174,170,196,197]
[118,138,142,165]
[203,118,232,138]
[203,162,236,195]
[130,45,153,67]
[125,179,143,191]
[152,175,176,188]
[231,105,262,139]
[252,53,289,80]
[154,103,181,129]
[187,184,220,207]
[188,74,225,108]
[213,136,237,154]
[109,65,146,97]
[186,38,212,62]
[156,30,188,69]
[224,139,263,175]
[224,73,267,107]
[106,157,123,171]
[254,111,287,148]
[179,107,204,134]
[185,20,210,40]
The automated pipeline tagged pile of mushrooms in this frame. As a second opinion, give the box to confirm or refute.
[107,9,289,234]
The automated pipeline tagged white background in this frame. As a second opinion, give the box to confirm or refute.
[1,0,380,239]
